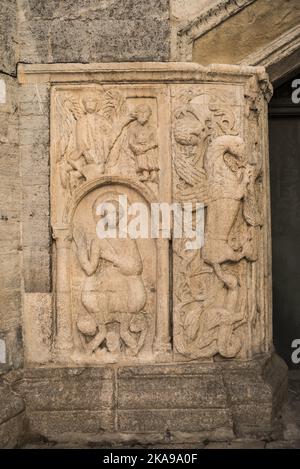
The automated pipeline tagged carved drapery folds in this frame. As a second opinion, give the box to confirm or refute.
[43,64,271,365]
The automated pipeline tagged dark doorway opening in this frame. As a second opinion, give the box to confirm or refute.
[269,70,300,368]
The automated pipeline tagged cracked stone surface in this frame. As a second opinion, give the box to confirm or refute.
[19,371,300,449]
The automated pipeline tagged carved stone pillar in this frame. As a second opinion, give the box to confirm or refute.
[154,237,171,355]
[18,63,287,441]
[52,225,73,357]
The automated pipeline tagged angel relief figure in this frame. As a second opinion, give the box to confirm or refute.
[173,95,262,359]
[127,104,159,183]
[72,193,149,361]
[56,90,133,194]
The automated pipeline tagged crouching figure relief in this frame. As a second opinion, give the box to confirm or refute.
[72,193,149,361]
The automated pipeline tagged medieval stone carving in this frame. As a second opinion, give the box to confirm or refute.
[128,104,159,184]
[42,66,271,366]
[172,86,262,360]
[55,88,159,198]
[72,192,149,360]
[50,83,171,364]
[69,185,158,363]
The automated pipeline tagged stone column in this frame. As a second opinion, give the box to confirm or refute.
[154,236,171,355]
[52,225,73,358]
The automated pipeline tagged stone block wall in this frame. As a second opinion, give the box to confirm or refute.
[0,74,22,370]
[18,0,170,63]
[7,355,286,445]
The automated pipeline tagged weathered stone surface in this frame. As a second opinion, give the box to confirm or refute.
[22,184,50,236]
[16,367,115,411]
[0,290,22,331]
[192,0,300,65]
[23,247,51,293]
[18,0,170,63]
[20,145,49,186]
[0,382,25,448]
[222,355,288,406]
[171,0,214,21]
[0,413,26,448]
[27,410,115,435]
[16,63,274,369]
[23,293,52,364]
[0,73,22,372]
[0,383,24,424]
[18,81,51,294]
[0,253,21,290]
[10,353,286,442]
[117,409,232,433]
[0,1,17,74]
[4,327,24,369]
[117,362,217,377]
[118,373,227,409]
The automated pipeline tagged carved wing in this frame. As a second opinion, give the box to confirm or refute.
[173,147,210,204]
[101,89,128,122]
[55,95,85,189]
[55,95,83,163]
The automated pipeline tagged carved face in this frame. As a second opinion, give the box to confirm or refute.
[83,97,98,114]
[134,105,151,125]
[137,111,150,125]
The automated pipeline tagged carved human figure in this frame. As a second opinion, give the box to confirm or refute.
[62,95,110,189]
[73,194,147,357]
[57,90,134,193]
[173,105,212,203]
[201,135,259,288]
[72,96,110,176]
[128,104,159,183]
[173,98,262,359]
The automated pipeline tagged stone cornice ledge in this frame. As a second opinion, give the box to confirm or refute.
[18,62,269,87]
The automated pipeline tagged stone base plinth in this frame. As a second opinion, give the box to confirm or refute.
[0,380,26,448]
[10,353,287,446]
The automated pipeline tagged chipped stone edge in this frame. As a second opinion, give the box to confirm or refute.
[17,62,272,101]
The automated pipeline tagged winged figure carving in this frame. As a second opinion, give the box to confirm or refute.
[55,89,132,194]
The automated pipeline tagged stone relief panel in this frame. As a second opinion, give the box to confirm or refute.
[55,90,160,192]
[52,85,171,224]
[171,84,264,360]
[51,84,171,364]
[71,186,156,363]
[33,66,270,366]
